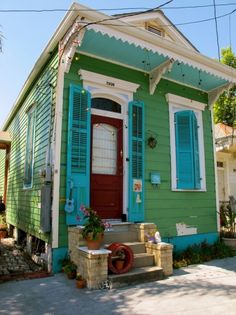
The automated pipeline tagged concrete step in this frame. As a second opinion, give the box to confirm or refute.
[122,242,146,254]
[103,230,138,243]
[105,222,134,232]
[133,253,154,268]
[108,266,163,289]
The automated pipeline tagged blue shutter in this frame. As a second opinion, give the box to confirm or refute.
[192,113,201,189]
[65,85,91,225]
[128,101,144,222]
[175,110,200,189]
[24,108,36,188]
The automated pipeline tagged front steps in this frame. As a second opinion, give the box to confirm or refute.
[70,222,173,289]
[104,223,165,288]
[108,266,163,289]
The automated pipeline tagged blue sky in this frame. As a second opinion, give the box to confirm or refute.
[0,0,236,128]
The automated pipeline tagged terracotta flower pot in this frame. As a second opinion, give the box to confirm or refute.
[76,279,86,289]
[115,260,125,271]
[85,233,104,250]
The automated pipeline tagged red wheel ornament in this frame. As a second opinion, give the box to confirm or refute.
[107,242,134,274]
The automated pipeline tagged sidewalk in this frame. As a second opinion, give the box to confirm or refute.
[0,256,236,315]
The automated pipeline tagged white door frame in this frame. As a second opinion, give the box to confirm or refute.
[79,69,140,218]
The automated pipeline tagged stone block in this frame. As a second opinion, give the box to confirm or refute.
[145,242,173,276]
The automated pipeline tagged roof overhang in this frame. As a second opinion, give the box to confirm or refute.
[2,2,236,130]
[0,131,11,149]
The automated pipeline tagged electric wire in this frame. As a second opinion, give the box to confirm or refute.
[0,3,236,27]
[1,3,236,13]
[213,0,221,61]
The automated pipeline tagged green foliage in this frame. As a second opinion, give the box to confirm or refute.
[219,202,236,237]
[173,240,235,269]
[80,206,106,240]
[214,47,236,127]
[76,273,84,280]
[63,262,77,274]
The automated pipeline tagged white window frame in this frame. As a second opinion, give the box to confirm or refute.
[23,105,36,189]
[79,69,140,215]
[166,93,206,191]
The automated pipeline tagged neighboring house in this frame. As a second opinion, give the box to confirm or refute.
[215,123,236,202]
[1,3,236,272]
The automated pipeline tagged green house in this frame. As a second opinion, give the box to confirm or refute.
[1,3,236,273]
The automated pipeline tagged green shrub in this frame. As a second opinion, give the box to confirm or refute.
[173,240,235,269]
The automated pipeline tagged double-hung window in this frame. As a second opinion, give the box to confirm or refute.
[24,106,36,188]
[167,94,206,191]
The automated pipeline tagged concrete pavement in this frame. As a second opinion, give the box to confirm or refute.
[0,256,236,315]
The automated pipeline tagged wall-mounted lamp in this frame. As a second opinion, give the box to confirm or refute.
[147,136,157,149]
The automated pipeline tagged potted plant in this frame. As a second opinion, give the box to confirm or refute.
[220,202,236,250]
[76,273,86,288]
[114,249,126,271]
[80,206,108,250]
[63,261,77,279]
[59,254,71,272]
[0,213,7,239]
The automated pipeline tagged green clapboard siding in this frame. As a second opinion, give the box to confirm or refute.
[3,52,58,242]
[58,54,217,247]
[0,150,6,197]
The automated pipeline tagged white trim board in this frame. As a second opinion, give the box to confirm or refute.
[166,93,206,111]
[80,70,138,218]
[167,93,206,192]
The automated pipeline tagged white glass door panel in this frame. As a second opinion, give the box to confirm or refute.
[92,123,117,175]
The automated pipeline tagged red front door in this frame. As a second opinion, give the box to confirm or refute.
[90,115,123,219]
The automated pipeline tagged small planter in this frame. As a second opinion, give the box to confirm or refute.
[64,262,77,279]
[85,233,104,250]
[76,279,86,289]
[115,260,125,271]
[222,237,236,250]
[67,270,76,279]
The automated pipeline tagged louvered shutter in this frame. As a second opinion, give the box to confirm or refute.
[192,113,201,189]
[175,110,200,189]
[128,101,144,222]
[66,85,91,225]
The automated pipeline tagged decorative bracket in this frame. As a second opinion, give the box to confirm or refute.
[59,17,86,73]
[208,82,235,108]
[149,58,174,95]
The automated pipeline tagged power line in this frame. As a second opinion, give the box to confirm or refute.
[61,8,236,28]
[77,0,174,33]
[213,0,221,61]
[0,5,236,27]
[1,3,236,13]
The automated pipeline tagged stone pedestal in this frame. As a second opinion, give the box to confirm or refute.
[68,227,86,265]
[145,242,173,276]
[133,223,157,242]
[77,247,111,289]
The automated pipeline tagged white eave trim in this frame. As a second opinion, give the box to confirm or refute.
[86,22,236,83]
[79,69,140,93]
[208,82,235,107]
[166,93,206,111]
